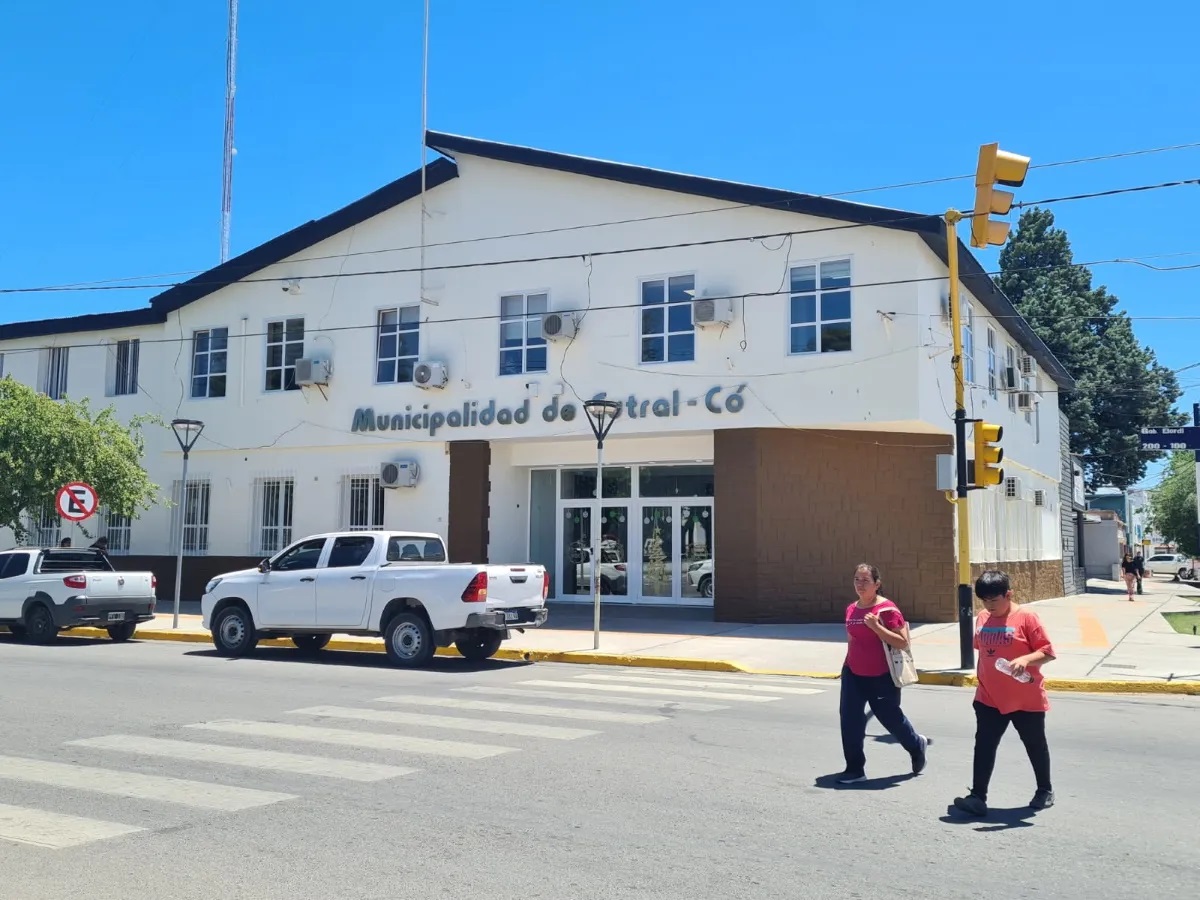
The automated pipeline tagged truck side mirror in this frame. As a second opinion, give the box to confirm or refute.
[257,559,271,573]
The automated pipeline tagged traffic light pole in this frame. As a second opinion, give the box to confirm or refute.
[945,210,976,671]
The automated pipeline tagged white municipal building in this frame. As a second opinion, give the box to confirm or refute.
[0,132,1080,622]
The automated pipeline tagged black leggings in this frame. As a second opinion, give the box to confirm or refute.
[972,700,1052,800]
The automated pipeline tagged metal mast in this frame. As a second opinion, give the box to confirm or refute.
[220,0,240,263]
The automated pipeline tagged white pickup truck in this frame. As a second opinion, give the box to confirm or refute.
[0,546,158,643]
[200,530,549,667]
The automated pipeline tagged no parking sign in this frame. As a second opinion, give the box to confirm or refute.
[55,482,99,522]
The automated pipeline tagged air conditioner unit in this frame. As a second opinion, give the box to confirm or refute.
[1034,489,1046,507]
[380,459,420,488]
[1019,355,1037,377]
[1017,391,1036,412]
[413,361,448,389]
[294,358,331,386]
[693,295,735,328]
[1004,476,1021,500]
[540,312,577,341]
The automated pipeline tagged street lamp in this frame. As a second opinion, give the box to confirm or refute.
[169,418,205,628]
[582,398,621,650]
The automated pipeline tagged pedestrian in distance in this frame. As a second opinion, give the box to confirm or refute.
[836,563,928,784]
[1133,552,1145,595]
[953,569,1056,817]
[1120,552,1138,601]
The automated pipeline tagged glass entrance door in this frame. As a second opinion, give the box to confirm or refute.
[637,501,713,604]
[560,506,592,597]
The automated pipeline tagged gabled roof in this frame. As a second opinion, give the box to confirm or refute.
[0,132,1073,390]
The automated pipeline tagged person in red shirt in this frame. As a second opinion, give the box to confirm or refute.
[836,563,928,784]
[953,569,1056,816]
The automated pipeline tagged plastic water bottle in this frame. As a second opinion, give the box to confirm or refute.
[995,658,1033,683]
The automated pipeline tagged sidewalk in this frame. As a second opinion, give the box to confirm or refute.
[58,577,1200,696]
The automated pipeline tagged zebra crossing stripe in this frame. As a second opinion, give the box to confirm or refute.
[454,685,729,712]
[572,674,825,695]
[513,679,779,702]
[290,706,597,741]
[186,720,514,759]
[0,803,144,850]
[373,694,667,725]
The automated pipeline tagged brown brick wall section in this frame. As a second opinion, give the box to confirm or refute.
[714,428,956,624]
[969,560,1063,606]
[448,441,490,564]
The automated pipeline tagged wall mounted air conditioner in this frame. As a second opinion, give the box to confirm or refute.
[693,295,735,328]
[1004,476,1021,500]
[1019,355,1038,377]
[413,361,448,389]
[540,312,578,341]
[381,459,420,488]
[1034,489,1046,507]
[1017,392,1036,412]
[294,358,331,386]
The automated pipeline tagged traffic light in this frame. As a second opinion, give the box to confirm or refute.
[973,422,1005,487]
[970,143,1030,249]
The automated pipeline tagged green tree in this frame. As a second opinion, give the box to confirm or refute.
[0,377,161,541]
[1147,452,1198,557]
[998,209,1185,488]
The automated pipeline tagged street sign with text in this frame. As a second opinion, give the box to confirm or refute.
[1139,427,1200,451]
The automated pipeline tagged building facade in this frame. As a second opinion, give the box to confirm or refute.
[0,132,1075,622]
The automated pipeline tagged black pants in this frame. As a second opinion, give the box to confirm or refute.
[839,665,921,773]
[971,700,1052,800]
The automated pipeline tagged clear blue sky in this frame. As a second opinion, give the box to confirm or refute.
[3,1,1198,487]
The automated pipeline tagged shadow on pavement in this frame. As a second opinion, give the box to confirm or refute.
[940,805,1039,831]
[812,772,916,791]
[182,646,534,676]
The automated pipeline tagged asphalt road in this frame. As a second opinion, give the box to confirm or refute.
[0,632,1197,900]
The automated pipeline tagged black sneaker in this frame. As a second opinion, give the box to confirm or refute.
[911,734,929,775]
[836,771,868,785]
[953,792,988,816]
[1030,789,1055,810]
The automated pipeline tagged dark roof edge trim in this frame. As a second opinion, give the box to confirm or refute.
[0,308,164,342]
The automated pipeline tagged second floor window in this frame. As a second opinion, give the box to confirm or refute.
[111,339,140,396]
[499,292,548,375]
[265,317,305,392]
[640,274,695,364]
[376,307,420,384]
[41,346,69,399]
[962,302,975,385]
[192,328,228,399]
[986,328,998,399]
[789,259,851,354]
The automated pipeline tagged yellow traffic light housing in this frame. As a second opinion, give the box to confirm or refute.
[970,143,1031,249]
[973,422,1005,487]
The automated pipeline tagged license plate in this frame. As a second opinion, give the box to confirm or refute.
[503,611,519,622]
[107,611,126,622]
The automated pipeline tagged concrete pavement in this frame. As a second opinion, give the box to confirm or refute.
[39,576,1200,695]
[0,637,1196,899]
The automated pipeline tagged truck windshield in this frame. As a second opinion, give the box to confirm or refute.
[36,549,115,573]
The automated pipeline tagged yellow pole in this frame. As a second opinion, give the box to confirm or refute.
[945,210,975,669]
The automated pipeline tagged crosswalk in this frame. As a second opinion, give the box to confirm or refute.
[0,667,827,851]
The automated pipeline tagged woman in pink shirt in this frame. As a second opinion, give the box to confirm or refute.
[837,563,928,784]
[953,569,1056,816]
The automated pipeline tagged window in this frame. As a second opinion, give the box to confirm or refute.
[1023,370,1033,425]
[328,535,377,567]
[0,353,5,379]
[640,275,695,363]
[962,302,975,385]
[0,553,31,579]
[386,535,446,563]
[41,346,69,399]
[191,328,228,399]
[173,480,211,555]
[255,478,295,554]
[343,476,385,531]
[101,509,132,554]
[1006,345,1017,412]
[265,318,305,392]
[271,538,327,571]
[376,307,420,383]
[109,339,140,396]
[789,259,852,354]
[499,292,549,375]
[986,328,998,399]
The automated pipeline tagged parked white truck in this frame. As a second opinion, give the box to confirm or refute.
[0,546,158,643]
[200,531,549,666]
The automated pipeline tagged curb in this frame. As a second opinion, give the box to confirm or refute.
[53,627,1200,696]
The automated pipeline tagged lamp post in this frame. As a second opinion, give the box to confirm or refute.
[169,419,205,628]
[582,399,621,651]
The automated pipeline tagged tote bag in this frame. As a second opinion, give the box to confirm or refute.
[885,635,918,688]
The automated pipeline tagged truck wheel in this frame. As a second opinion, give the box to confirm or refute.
[384,612,435,667]
[107,622,137,642]
[455,629,503,662]
[24,604,58,645]
[292,634,331,653]
[212,606,258,657]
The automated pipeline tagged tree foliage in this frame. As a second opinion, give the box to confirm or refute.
[998,209,1185,488]
[0,377,161,541]
[1147,452,1198,557]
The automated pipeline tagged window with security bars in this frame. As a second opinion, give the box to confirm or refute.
[255,478,295,554]
[41,346,69,399]
[343,476,385,531]
[171,480,211,555]
[110,339,140,396]
[27,506,60,547]
[101,509,132,554]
